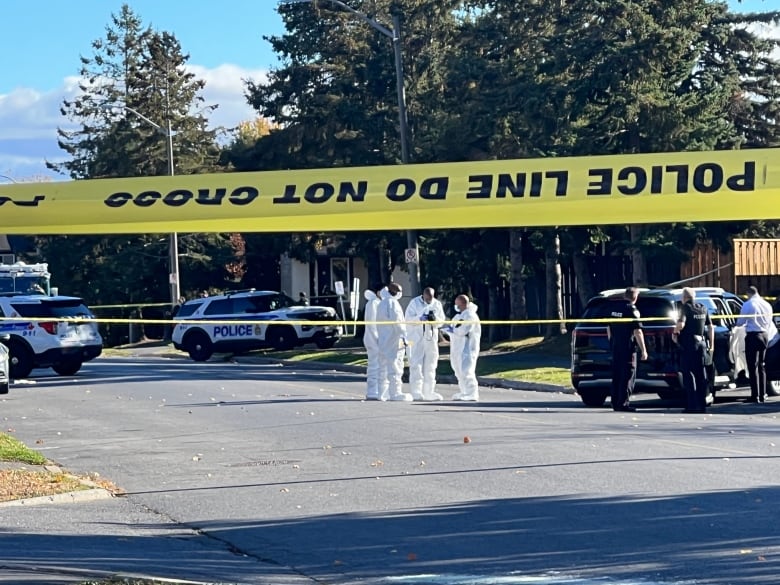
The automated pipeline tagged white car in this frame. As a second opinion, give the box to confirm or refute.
[171,290,343,361]
[0,295,103,379]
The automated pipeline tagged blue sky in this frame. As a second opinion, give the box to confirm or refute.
[0,0,282,94]
[0,0,776,181]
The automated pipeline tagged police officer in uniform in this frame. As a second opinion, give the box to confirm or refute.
[607,286,648,412]
[673,287,714,413]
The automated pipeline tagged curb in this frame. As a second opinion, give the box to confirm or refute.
[0,563,217,584]
[107,346,574,395]
[234,356,573,395]
[0,487,116,508]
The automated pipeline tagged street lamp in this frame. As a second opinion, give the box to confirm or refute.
[282,0,421,297]
[103,104,181,308]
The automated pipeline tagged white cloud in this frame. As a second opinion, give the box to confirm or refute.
[0,82,79,141]
[187,63,269,131]
[0,63,269,179]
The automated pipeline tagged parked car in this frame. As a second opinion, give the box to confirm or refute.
[570,287,746,407]
[172,290,343,361]
[0,294,103,379]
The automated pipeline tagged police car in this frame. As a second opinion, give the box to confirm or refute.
[0,294,103,379]
[171,290,343,361]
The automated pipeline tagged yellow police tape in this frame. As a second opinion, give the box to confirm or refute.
[0,313,769,327]
[0,148,777,234]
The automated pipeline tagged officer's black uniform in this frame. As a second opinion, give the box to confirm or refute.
[609,301,643,411]
[677,300,712,413]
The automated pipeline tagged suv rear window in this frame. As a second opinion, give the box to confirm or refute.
[176,301,204,318]
[580,297,676,326]
[10,299,93,318]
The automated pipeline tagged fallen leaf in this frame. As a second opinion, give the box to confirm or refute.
[463,436,471,443]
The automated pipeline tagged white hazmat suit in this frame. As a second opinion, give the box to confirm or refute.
[448,301,482,401]
[404,294,446,400]
[362,289,383,400]
[376,288,413,401]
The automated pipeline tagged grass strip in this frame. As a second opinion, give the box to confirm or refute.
[0,432,47,464]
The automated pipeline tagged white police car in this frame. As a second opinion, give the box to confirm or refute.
[0,294,103,379]
[171,290,343,361]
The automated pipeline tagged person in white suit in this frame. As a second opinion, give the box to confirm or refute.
[445,294,482,401]
[404,287,446,400]
[376,282,413,401]
[362,284,384,400]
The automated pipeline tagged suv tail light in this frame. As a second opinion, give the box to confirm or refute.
[39,321,58,335]
[572,328,606,348]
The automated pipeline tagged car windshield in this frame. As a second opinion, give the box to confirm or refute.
[247,293,296,312]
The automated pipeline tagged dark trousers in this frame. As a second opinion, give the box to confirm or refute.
[680,341,708,412]
[611,351,637,409]
[745,331,768,401]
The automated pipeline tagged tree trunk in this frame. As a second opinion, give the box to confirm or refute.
[365,247,384,289]
[630,224,648,286]
[509,228,530,339]
[545,230,567,339]
[379,244,392,286]
[487,285,498,343]
[572,250,596,310]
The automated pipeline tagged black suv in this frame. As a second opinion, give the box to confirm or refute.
[571,287,744,407]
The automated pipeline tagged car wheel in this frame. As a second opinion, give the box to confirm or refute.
[8,338,34,380]
[657,390,681,402]
[52,360,82,376]
[315,338,337,350]
[185,330,213,362]
[578,388,608,407]
[0,382,7,395]
[768,380,780,397]
[268,326,297,351]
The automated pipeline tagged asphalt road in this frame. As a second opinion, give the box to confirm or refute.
[2,356,780,585]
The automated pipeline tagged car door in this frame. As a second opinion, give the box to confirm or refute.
[721,295,748,380]
[704,296,737,377]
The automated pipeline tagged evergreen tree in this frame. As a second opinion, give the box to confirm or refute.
[231,1,780,335]
[38,4,236,322]
[232,0,463,288]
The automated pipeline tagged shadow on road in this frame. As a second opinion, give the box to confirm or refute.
[5,488,779,584]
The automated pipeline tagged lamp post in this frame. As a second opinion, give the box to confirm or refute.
[283,0,420,297]
[104,104,181,308]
